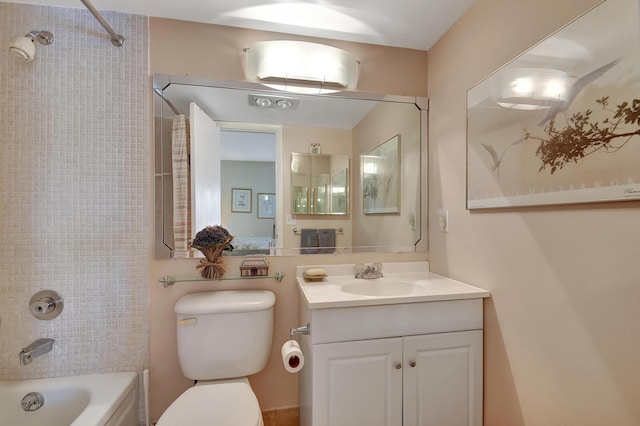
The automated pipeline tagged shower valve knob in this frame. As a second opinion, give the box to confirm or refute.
[31,299,54,314]
[29,290,64,320]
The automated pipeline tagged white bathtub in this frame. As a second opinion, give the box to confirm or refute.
[0,372,139,426]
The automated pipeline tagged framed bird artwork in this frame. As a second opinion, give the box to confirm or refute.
[466,0,640,209]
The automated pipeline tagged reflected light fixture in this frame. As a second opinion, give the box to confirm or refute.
[245,40,359,94]
[361,155,378,174]
[276,99,293,109]
[495,68,569,110]
[255,97,272,108]
[248,94,300,110]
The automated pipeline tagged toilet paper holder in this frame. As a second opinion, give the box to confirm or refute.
[290,323,310,336]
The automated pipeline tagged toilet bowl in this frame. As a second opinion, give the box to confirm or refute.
[157,378,263,426]
[157,290,276,426]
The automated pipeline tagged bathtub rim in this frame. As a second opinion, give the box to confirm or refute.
[0,371,139,426]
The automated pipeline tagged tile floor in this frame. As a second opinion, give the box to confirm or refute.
[262,406,299,426]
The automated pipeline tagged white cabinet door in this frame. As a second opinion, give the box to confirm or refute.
[313,337,403,426]
[403,330,483,426]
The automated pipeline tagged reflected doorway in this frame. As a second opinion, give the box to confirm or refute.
[219,125,282,255]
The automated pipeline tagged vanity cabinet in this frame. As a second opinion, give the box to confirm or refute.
[311,331,482,426]
[313,337,402,426]
[298,298,486,426]
[402,331,482,426]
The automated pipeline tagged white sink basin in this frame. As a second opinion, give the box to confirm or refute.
[296,262,489,309]
[341,280,423,296]
[296,262,491,309]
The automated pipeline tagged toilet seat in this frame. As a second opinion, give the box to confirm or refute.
[157,378,263,426]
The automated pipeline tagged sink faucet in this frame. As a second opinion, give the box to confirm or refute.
[354,262,384,279]
[19,338,55,366]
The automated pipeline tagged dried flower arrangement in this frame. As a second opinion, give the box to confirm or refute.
[190,225,234,279]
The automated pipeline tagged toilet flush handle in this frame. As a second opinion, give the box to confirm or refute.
[177,317,197,326]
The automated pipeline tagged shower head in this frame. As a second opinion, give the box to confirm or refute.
[8,31,54,61]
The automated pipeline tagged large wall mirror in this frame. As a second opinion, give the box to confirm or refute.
[154,74,427,259]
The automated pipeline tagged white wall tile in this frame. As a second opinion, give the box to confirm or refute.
[0,1,148,386]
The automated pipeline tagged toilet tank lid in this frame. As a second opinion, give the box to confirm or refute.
[174,290,276,315]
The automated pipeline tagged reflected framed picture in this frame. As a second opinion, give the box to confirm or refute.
[231,188,252,213]
[257,193,276,219]
[362,134,401,214]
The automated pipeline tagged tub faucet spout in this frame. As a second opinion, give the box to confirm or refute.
[19,338,55,366]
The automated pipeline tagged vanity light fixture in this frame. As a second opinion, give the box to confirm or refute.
[248,94,300,110]
[245,40,359,94]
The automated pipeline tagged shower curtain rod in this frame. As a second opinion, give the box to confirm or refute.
[80,0,125,47]
[154,88,181,116]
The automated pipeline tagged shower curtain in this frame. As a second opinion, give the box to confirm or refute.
[172,114,192,258]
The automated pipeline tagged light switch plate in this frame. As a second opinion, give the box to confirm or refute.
[436,209,449,233]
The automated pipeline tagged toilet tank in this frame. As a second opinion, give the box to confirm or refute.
[174,290,276,381]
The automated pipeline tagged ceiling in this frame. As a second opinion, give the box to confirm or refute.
[11,0,476,50]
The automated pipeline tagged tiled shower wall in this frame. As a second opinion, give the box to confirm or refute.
[0,0,148,385]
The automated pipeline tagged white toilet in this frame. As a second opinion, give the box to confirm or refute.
[157,290,276,426]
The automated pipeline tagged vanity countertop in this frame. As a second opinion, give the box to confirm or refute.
[296,261,490,309]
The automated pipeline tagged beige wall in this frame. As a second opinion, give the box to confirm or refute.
[149,18,428,97]
[428,1,640,425]
[149,18,428,423]
[353,101,423,248]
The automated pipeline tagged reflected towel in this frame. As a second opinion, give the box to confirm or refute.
[171,114,192,258]
[300,229,318,254]
[318,229,336,254]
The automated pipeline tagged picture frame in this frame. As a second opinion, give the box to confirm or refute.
[362,134,401,214]
[231,188,252,213]
[466,0,640,209]
[257,193,276,219]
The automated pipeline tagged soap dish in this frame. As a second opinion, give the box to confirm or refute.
[303,272,327,282]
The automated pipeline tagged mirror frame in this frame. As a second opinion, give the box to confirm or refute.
[153,73,428,259]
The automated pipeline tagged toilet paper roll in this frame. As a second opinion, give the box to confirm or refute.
[281,340,304,373]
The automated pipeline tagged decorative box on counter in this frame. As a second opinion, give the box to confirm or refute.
[240,256,269,277]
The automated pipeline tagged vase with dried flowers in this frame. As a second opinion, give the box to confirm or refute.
[190,225,234,279]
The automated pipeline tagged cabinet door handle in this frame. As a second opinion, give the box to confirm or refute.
[409,360,416,368]
[394,362,402,370]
